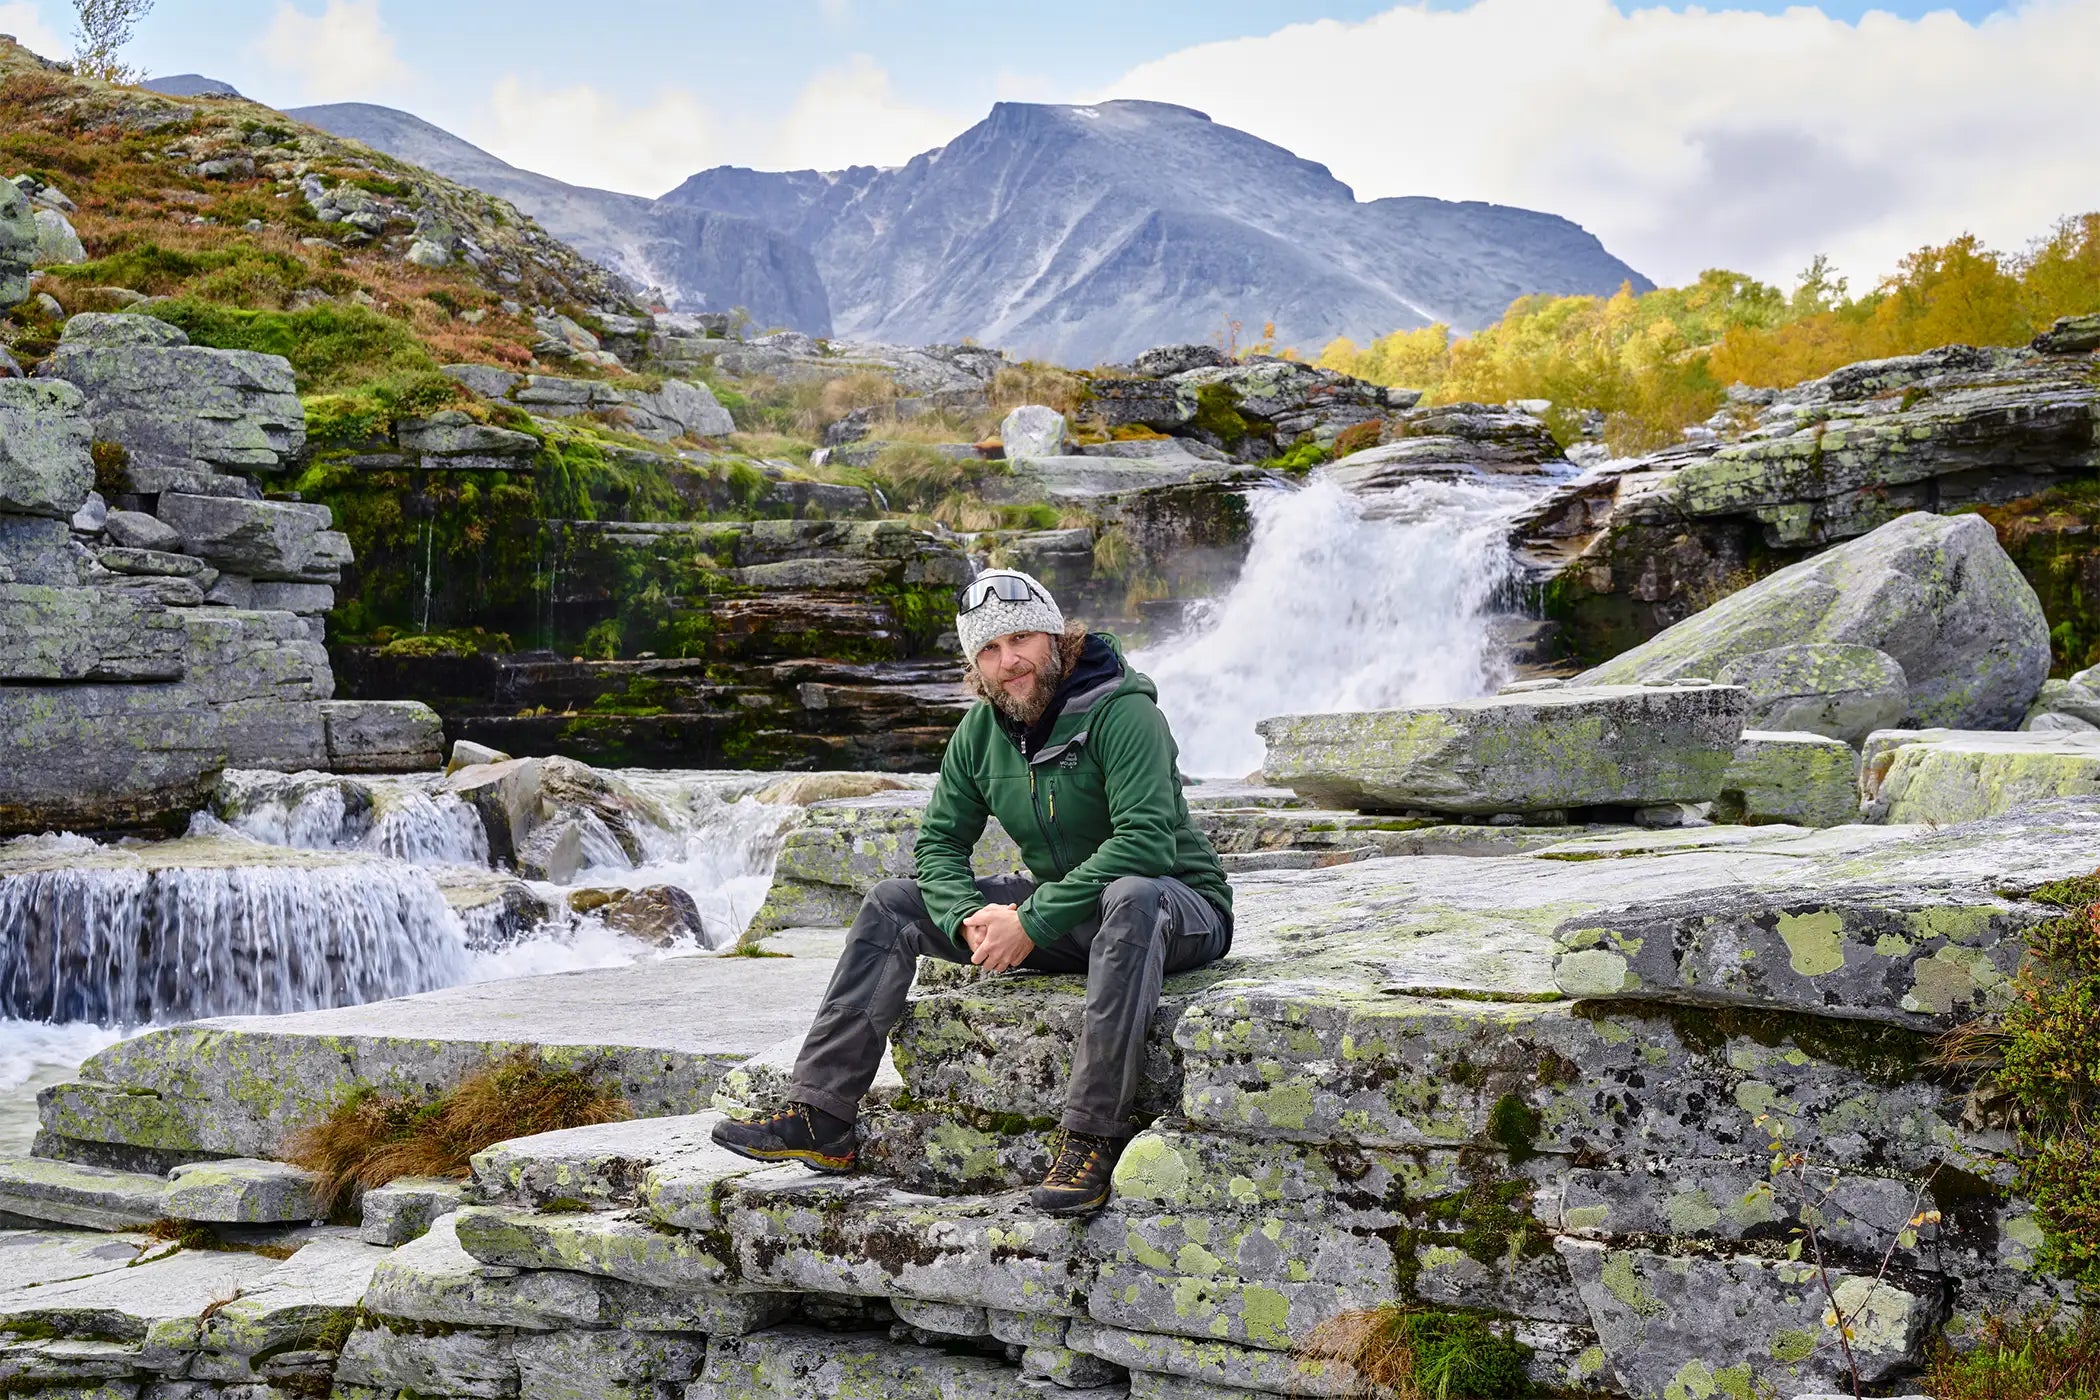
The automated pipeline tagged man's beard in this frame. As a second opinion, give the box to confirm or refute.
[984,650,1063,725]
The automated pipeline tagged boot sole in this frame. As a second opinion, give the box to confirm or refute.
[712,1139,857,1174]
[1033,1187,1110,1216]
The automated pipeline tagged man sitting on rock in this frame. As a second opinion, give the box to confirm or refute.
[713,568,1234,1214]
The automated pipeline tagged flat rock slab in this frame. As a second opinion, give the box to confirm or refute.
[163,1157,321,1223]
[1864,729,2100,825]
[42,932,846,1160]
[1257,684,1748,815]
[0,1245,283,1337]
[471,1111,745,1208]
[0,1158,171,1230]
[0,1229,161,1287]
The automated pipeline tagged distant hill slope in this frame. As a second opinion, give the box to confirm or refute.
[288,102,831,332]
[662,100,1652,363]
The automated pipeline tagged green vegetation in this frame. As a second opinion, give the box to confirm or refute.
[283,1050,630,1213]
[1929,1308,2100,1399]
[1960,876,2100,1291]
[146,299,441,393]
[1298,1305,1535,1398]
[1979,482,2100,675]
[1321,213,2100,454]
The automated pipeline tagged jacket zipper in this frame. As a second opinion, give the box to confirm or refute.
[1023,742,1076,879]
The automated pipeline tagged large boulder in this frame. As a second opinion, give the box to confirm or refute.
[1579,512,2049,731]
[1256,683,1748,816]
[1712,643,1908,745]
[42,314,306,492]
[0,177,31,306]
[0,378,93,517]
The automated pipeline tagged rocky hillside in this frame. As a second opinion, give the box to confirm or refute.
[284,101,832,334]
[299,96,1650,363]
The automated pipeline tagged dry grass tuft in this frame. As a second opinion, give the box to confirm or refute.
[991,361,1090,418]
[284,1051,630,1214]
[1295,1306,1535,1399]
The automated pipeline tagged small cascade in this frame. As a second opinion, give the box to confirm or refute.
[1136,474,1551,778]
[0,852,468,1026]
[566,774,800,945]
[207,771,488,868]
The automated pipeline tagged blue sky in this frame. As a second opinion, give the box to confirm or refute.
[0,0,2087,289]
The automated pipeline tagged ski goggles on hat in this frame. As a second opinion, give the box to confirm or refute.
[958,572,1050,613]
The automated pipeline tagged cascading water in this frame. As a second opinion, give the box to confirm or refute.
[1137,473,1551,778]
[0,847,467,1025]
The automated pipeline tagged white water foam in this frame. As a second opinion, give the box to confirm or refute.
[1136,474,1540,779]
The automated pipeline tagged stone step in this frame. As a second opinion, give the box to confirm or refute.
[362,1212,791,1337]
[0,1244,286,1339]
[0,1155,320,1230]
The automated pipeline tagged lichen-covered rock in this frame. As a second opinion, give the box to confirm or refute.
[160,1157,321,1222]
[1864,729,2100,824]
[751,790,1019,933]
[1559,1240,1931,1398]
[0,176,31,306]
[1578,512,2050,730]
[0,378,94,518]
[32,206,85,265]
[1715,730,1861,827]
[1713,643,1908,744]
[42,315,306,491]
[0,584,185,683]
[358,1175,466,1246]
[1000,404,1067,460]
[154,495,344,582]
[1256,684,1747,815]
[695,1326,1124,1399]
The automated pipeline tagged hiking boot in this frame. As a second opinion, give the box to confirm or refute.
[1030,1129,1120,1215]
[710,1102,856,1173]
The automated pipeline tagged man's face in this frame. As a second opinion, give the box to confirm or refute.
[976,630,1061,722]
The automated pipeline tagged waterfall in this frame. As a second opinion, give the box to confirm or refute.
[1136,474,1541,779]
[0,857,468,1026]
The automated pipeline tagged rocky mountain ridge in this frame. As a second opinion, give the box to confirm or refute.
[291,94,1651,363]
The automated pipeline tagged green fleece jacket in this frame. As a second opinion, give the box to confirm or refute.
[914,632,1233,947]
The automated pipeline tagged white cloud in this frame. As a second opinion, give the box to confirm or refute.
[1091,0,2100,290]
[766,54,962,172]
[475,77,722,196]
[253,0,410,105]
[0,2,67,62]
[467,55,964,196]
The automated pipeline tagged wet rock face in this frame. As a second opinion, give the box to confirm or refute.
[1257,682,1748,817]
[1580,512,2050,731]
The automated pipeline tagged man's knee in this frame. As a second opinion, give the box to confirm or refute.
[867,877,921,911]
[849,878,925,949]
[1098,876,1167,938]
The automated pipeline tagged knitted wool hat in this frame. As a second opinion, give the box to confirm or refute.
[956,569,1066,662]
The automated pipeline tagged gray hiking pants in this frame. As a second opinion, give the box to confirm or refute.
[788,873,1232,1138]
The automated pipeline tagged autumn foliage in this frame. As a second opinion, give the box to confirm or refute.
[1321,214,2100,455]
